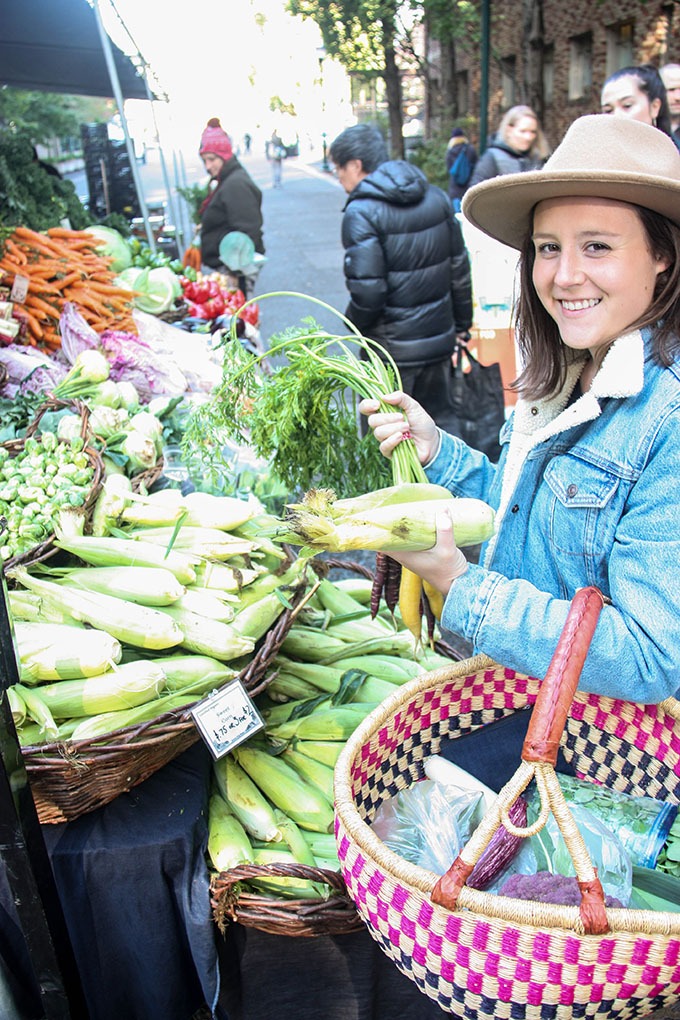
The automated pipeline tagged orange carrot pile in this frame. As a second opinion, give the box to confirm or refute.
[0,226,137,350]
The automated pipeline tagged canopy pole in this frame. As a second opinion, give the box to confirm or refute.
[140,76,186,254]
[92,0,155,251]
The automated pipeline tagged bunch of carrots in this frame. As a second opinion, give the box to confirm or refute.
[0,226,137,351]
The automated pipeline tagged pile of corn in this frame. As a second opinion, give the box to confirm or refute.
[7,487,308,746]
[207,575,455,899]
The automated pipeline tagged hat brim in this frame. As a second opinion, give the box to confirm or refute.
[462,171,680,250]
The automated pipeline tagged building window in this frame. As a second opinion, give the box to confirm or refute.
[568,33,593,100]
[501,56,516,107]
[543,44,554,105]
[456,70,469,114]
[606,21,635,76]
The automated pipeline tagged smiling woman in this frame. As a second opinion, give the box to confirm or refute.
[357,115,680,707]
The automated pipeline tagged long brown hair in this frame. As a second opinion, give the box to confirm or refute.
[512,205,680,400]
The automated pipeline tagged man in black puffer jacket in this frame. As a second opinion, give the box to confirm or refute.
[329,124,473,431]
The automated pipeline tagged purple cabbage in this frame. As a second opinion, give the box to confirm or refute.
[58,303,100,366]
[0,344,68,397]
[99,328,183,403]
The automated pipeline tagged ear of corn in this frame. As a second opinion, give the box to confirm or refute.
[313,577,372,619]
[14,684,59,740]
[207,793,254,872]
[290,739,345,768]
[174,589,236,622]
[273,809,317,867]
[233,745,334,833]
[9,590,81,625]
[68,689,199,742]
[155,605,255,661]
[58,566,186,606]
[328,482,454,517]
[267,674,322,702]
[9,570,184,650]
[31,659,167,718]
[282,494,494,552]
[214,755,281,843]
[91,474,133,537]
[54,535,199,584]
[119,501,186,528]
[348,674,396,703]
[127,526,255,561]
[273,657,346,693]
[326,654,423,683]
[328,577,373,605]
[248,848,325,899]
[281,748,334,805]
[280,627,350,662]
[154,654,235,692]
[7,686,26,728]
[182,492,260,531]
[231,592,286,642]
[14,621,122,680]
[302,831,338,862]
[221,557,307,609]
[193,560,261,592]
[265,704,376,743]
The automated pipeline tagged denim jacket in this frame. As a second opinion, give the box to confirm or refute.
[426,328,680,704]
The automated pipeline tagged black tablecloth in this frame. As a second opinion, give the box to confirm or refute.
[218,924,449,1019]
[1,742,220,1020]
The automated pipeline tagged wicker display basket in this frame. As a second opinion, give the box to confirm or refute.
[334,587,680,1019]
[211,861,364,938]
[2,397,104,573]
[21,576,310,825]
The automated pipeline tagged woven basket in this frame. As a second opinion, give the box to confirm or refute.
[211,861,364,937]
[21,576,309,825]
[335,587,680,1019]
[130,456,164,493]
[2,397,103,573]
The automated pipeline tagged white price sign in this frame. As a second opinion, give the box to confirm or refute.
[191,679,264,760]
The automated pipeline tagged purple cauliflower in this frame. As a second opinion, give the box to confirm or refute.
[498,871,623,907]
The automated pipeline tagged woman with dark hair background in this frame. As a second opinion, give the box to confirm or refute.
[601,63,672,136]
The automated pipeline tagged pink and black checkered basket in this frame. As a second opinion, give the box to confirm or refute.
[334,587,680,1019]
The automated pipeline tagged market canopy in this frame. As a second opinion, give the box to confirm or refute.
[0,0,150,100]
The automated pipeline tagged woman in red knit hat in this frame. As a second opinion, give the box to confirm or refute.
[197,117,265,295]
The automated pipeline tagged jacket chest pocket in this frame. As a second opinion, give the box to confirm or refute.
[544,457,620,557]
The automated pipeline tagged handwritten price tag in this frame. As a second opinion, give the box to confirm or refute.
[191,679,264,760]
[10,275,29,304]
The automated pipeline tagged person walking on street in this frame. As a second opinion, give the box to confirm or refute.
[446,127,477,212]
[601,64,673,137]
[329,123,473,433]
[197,117,264,296]
[269,132,285,188]
[468,105,549,187]
[660,63,680,150]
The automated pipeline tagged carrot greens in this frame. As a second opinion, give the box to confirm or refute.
[182,292,427,498]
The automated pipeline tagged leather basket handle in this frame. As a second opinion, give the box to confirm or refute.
[522,586,605,766]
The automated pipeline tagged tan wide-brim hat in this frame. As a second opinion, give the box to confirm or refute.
[462,115,680,250]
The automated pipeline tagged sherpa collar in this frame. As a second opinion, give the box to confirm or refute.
[483,330,644,567]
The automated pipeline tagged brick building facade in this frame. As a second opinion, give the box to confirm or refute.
[449,0,680,151]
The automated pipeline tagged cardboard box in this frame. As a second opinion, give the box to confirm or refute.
[468,327,518,408]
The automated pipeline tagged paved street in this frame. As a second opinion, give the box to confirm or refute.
[243,150,351,346]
